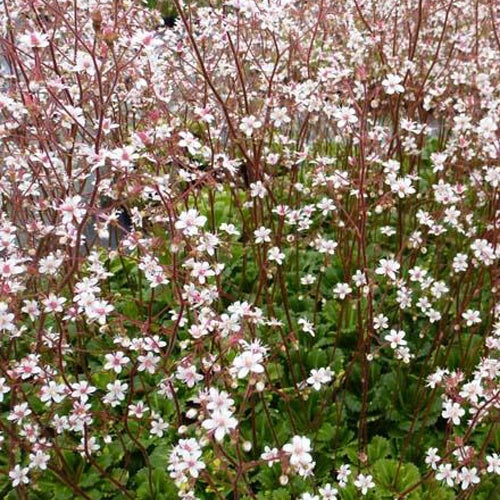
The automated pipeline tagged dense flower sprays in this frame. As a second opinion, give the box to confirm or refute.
[0,0,498,498]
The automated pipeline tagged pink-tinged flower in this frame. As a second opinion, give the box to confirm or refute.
[382,74,404,95]
[282,435,315,476]
[462,309,481,326]
[104,352,130,374]
[239,115,262,137]
[137,352,160,374]
[375,257,400,280]
[334,106,358,128]
[202,409,238,441]
[29,450,50,471]
[0,377,10,402]
[71,381,96,403]
[42,294,67,313]
[190,261,215,284]
[176,364,203,388]
[85,299,114,325]
[9,465,30,487]
[458,466,480,490]
[267,246,285,265]
[8,402,32,424]
[436,463,457,487]
[441,399,465,425]
[169,438,206,480]
[19,31,49,49]
[40,381,66,405]
[384,329,407,349]
[175,209,207,236]
[354,474,375,495]
[232,350,264,379]
[128,401,149,419]
[150,416,169,437]
[486,453,500,475]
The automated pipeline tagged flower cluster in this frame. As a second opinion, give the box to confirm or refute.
[0,0,498,498]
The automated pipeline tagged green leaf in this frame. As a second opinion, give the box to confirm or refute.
[367,436,391,463]
[372,459,422,499]
[149,445,169,468]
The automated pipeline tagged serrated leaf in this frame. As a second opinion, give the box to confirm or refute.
[368,436,391,462]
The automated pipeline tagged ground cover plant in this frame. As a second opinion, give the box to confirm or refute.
[0,0,498,498]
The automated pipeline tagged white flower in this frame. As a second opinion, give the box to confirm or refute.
[382,74,404,95]
[391,176,416,198]
[0,377,10,402]
[441,399,465,426]
[175,209,207,237]
[71,381,97,403]
[307,367,333,390]
[333,282,352,299]
[384,329,407,349]
[458,466,480,490]
[337,464,351,487]
[375,258,400,280]
[40,381,66,405]
[268,246,285,265]
[352,270,367,287]
[202,409,238,441]
[29,450,50,470]
[104,351,130,374]
[462,309,481,326]
[334,106,358,128]
[150,416,169,437]
[103,380,128,407]
[232,350,264,379]
[250,181,267,199]
[452,253,468,272]
[254,226,272,244]
[240,115,262,137]
[354,473,375,495]
[373,314,389,330]
[319,483,338,499]
[271,107,291,127]
[300,494,319,500]
[298,317,315,337]
[486,453,500,475]
[178,131,201,155]
[436,463,457,487]
[425,447,441,470]
[9,465,30,487]
[282,435,314,474]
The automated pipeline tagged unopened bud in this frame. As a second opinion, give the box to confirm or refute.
[91,10,102,33]
[279,475,289,486]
